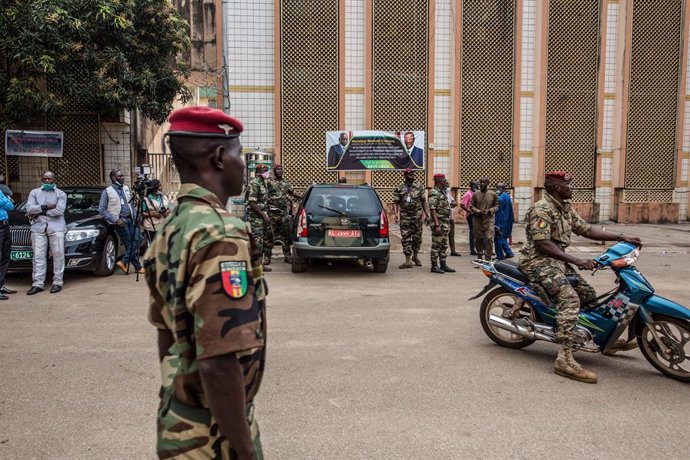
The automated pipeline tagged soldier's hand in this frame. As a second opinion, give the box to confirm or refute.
[115,219,125,227]
[262,216,271,225]
[575,258,597,271]
[432,224,442,236]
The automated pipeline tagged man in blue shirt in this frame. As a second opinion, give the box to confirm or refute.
[494,182,515,260]
[98,169,143,274]
[0,189,15,300]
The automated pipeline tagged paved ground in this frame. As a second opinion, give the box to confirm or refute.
[0,223,689,459]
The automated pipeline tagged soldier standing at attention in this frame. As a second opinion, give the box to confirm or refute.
[519,171,641,383]
[268,164,301,263]
[393,168,429,269]
[470,176,499,260]
[247,164,273,271]
[427,173,456,274]
[144,106,267,459]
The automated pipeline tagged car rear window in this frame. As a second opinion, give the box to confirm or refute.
[305,187,381,217]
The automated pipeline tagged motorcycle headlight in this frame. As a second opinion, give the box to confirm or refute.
[611,248,640,267]
[65,229,100,242]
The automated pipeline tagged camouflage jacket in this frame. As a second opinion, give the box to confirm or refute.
[144,184,266,408]
[393,180,426,215]
[519,191,591,268]
[268,179,295,213]
[428,186,451,222]
[246,177,270,216]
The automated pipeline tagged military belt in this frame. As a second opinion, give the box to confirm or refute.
[170,396,255,426]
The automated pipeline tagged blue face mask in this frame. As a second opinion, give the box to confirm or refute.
[41,183,55,191]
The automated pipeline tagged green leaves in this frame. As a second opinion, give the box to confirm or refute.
[1,0,191,128]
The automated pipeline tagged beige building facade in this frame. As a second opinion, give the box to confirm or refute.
[224,0,690,223]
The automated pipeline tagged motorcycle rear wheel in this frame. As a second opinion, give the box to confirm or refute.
[480,287,537,349]
[637,315,690,383]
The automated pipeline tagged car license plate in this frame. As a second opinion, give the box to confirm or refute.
[10,250,33,261]
[328,229,361,238]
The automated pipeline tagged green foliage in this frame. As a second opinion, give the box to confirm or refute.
[0,0,192,128]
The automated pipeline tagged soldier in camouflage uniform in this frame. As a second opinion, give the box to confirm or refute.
[519,171,641,384]
[144,106,266,459]
[427,173,456,274]
[470,176,499,260]
[247,164,273,271]
[392,168,429,269]
[268,165,301,263]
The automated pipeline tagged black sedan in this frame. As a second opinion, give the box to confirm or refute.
[8,187,121,276]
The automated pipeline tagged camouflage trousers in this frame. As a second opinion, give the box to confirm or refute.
[522,262,597,348]
[269,211,292,258]
[429,221,450,262]
[157,396,263,460]
[399,211,423,255]
[473,216,495,259]
[248,216,273,258]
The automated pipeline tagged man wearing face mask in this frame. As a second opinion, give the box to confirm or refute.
[393,168,429,268]
[25,171,67,294]
[247,164,272,271]
[99,169,144,274]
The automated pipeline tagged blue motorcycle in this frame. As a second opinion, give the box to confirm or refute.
[470,242,690,382]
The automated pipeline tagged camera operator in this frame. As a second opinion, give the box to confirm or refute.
[141,179,171,241]
[98,169,144,274]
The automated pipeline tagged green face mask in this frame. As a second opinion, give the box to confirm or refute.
[41,183,55,191]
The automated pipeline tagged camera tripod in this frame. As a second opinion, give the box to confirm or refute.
[123,189,160,281]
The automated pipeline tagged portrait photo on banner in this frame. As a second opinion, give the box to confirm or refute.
[325,130,425,171]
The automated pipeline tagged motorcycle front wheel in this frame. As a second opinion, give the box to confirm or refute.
[637,315,690,383]
[479,287,537,349]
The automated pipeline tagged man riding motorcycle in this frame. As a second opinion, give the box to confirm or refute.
[519,171,642,383]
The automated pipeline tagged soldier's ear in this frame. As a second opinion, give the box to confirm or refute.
[212,145,225,170]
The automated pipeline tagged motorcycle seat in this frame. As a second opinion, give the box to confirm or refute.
[494,260,580,287]
[494,260,530,284]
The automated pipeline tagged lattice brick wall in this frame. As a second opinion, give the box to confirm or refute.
[625,0,681,190]
[622,190,674,203]
[544,0,599,193]
[371,0,428,198]
[280,0,339,189]
[460,0,515,188]
[0,130,7,180]
[46,115,102,187]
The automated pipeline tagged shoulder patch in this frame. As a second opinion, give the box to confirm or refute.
[536,218,549,230]
[220,261,248,298]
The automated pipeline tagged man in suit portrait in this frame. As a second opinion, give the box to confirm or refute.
[404,132,424,167]
[328,132,349,168]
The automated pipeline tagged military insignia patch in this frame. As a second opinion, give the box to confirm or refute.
[536,219,549,230]
[220,261,248,299]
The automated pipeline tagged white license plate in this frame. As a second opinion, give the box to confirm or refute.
[327,229,362,238]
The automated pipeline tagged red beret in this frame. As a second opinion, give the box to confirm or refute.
[433,173,446,179]
[545,170,571,182]
[255,164,268,172]
[274,164,282,168]
[168,106,243,138]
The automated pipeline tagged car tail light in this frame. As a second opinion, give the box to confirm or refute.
[379,210,389,238]
[297,208,308,238]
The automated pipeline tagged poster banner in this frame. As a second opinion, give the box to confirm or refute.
[326,130,425,171]
[5,130,64,158]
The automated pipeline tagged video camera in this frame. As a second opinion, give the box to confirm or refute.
[132,174,154,197]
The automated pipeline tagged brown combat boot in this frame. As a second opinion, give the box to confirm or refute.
[412,251,422,266]
[399,254,413,269]
[554,346,598,383]
[603,338,638,356]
